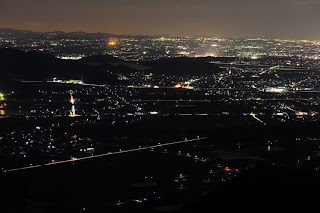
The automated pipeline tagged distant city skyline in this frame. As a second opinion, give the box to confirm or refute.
[1,0,320,40]
[1,27,320,42]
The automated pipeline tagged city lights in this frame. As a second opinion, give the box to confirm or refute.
[2,18,320,213]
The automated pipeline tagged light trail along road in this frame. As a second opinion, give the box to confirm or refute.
[3,137,207,173]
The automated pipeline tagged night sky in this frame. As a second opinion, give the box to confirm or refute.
[1,0,320,39]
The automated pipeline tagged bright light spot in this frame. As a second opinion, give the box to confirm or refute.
[174,84,182,88]
[0,93,4,101]
[58,56,83,60]
[224,167,232,172]
[70,135,77,139]
[184,85,194,90]
[69,105,76,117]
[265,87,286,93]
[108,41,117,46]
[70,92,75,104]
[149,111,159,115]
[205,53,216,57]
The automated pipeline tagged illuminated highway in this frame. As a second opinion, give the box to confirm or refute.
[132,100,211,103]
[21,80,105,87]
[250,113,265,124]
[3,137,207,173]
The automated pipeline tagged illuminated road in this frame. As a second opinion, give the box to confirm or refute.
[250,113,264,124]
[21,80,105,87]
[3,137,207,173]
[132,100,211,103]
[286,106,297,113]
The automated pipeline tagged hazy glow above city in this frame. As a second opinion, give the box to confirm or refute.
[1,0,320,40]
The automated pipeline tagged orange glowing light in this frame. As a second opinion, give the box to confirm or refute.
[174,84,182,88]
[70,135,77,139]
[70,92,75,104]
[108,41,117,46]
[224,167,232,172]
[0,103,7,109]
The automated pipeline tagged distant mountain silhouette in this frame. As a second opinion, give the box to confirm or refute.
[0,28,167,40]
[0,48,227,83]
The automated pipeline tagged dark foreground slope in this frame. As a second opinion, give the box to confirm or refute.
[181,165,320,212]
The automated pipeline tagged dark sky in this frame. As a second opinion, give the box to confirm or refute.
[1,0,320,39]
